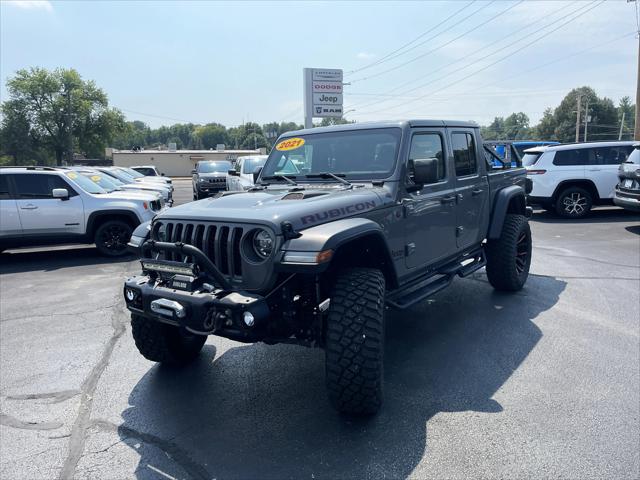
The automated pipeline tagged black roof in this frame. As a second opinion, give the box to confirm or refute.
[282,119,478,137]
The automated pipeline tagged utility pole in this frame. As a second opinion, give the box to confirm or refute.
[619,111,626,140]
[584,98,589,142]
[60,88,74,165]
[575,94,582,143]
[636,31,640,140]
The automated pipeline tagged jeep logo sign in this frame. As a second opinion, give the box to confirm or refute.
[313,93,343,105]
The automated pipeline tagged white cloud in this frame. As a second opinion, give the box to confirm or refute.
[357,52,376,60]
[4,1,53,12]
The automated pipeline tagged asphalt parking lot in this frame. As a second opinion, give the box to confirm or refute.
[1,178,639,480]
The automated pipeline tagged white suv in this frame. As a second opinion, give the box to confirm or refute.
[523,141,635,218]
[227,155,268,191]
[0,167,162,256]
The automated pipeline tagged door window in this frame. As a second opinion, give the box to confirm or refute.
[13,174,75,199]
[0,175,11,199]
[553,149,589,166]
[407,133,446,184]
[452,133,477,177]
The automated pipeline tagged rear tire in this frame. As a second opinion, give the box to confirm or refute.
[131,314,206,365]
[555,187,593,218]
[94,220,133,256]
[486,214,532,292]
[325,268,385,416]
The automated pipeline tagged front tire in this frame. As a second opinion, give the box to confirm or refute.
[131,314,206,365]
[555,187,593,218]
[486,214,532,292]
[94,220,133,256]
[325,268,385,416]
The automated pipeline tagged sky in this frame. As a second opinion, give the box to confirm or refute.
[0,0,636,128]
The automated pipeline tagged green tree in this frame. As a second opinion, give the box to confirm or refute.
[2,67,125,164]
[503,112,530,139]
[532,108,556,140]
[0,100,34,164]
[194,123,229,149]
[617,96,635,140]
[481,117,506,140]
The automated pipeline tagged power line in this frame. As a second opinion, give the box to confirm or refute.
[349,0,523,84]
[346,0,478,76]
[357,0,607,117]
[346,0,580,111]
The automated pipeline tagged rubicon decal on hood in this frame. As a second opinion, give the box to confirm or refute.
[276,137,305,151]
[300,200,377,225]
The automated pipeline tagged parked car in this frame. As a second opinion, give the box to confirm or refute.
[614,142,640,212]
[124,120,532,415]
[96,167,173,205]
[192,160,232,200]
[0,167,159,256]
[227,155,268,191]
[113,166,172,187]
[72,168,167,209]
[131,165,163,177]
[523,141,635,218]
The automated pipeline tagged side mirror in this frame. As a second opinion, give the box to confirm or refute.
[52,188,69,200]
[253,166,263,183]
[412,158,440,186]
[191,169,197,175]
[228,169,239,176]
[160,172,165,176]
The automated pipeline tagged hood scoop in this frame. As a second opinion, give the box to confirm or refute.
[280,192,329,201]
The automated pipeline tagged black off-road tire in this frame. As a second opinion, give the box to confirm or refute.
[486,214,532,292]
[325,268,385,416]
[131,314,206,365]
[555,186,593,218]
[94,220,133,257]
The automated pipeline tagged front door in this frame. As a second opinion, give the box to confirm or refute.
[0,174,22,237]
[11,173,84,236]
[404,130,457,269]
[449,130,489,249]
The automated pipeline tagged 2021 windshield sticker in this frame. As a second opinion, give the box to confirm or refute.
[276,137,305,151]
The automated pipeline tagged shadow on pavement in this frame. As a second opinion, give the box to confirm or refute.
[118,273,566,480]
[625,224,640,236]
[0,247,135,274]
[531,207,638,224]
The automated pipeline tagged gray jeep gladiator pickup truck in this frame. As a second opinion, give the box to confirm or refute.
[124,120,533,415]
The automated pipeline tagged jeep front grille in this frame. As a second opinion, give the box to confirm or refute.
[152,221,243,280]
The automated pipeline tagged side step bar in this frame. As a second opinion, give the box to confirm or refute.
[386,252,486,310]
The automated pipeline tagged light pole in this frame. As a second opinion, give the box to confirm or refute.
[60,88,74,165]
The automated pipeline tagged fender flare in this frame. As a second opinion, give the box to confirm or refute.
[277,218,396,283]
[488,185,526,239]
[86,210,141,237]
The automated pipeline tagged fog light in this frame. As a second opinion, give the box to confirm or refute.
[243,311,255,327]
[125,288,137,302]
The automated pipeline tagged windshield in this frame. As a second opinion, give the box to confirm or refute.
[522,152,542,167]
[104,168,135,183]
[120,167,144,178]
[79,172,118,192]
[64,171,107,194]
[628,148,640,165]
[261,128,401,181]
[242,157,267,174]
[197,161,232,173]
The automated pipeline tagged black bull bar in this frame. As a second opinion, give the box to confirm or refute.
[141,240,232,290]
[125,240,270,341]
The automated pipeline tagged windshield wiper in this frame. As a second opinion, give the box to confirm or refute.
[305,172,351,186]
[262,174,298,185]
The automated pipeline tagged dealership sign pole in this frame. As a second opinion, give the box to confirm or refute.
[303,68,344,128]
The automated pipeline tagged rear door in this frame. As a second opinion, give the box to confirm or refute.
[403,129,457,269]
[0,174,22,237]
[449,130,489,249]
[13,173,84,236]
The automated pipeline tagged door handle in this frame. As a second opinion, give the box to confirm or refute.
[472,188,484,196]
[20,204,38,210]
[441,195,456,205]
[588,168,601,171]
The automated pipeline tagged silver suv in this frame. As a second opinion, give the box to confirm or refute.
[0,167,161,256]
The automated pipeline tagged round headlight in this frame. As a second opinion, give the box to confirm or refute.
[253,230,274,258]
